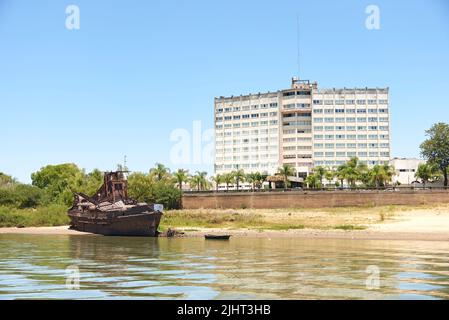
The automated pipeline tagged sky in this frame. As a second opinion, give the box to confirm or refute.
[0,0,448,183]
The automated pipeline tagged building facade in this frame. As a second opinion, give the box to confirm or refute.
[390,158,425,185]
[214,78,391,179]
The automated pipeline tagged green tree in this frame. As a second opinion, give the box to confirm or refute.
[127,172,181,209]
[415,163,441,188]
[0,173,16,187]
[127,172,153,201]
[210,174,222,191]
[232,169,245,191]
[222,173,234,191]
[173,169,190,191]
[420,123,449,187]
[31,163,86,206]
[336,164,347,189]
[313,166,327,188]
[190,171,209,191]
[150,163,171,181]
[305,173,321,189]
[277,164,296,190]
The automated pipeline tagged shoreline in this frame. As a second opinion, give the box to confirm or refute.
[1,225,448,241]
[1,204,449,242]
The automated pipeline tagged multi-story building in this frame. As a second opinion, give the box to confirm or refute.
[214,78,391,180]
[390,158,425,185]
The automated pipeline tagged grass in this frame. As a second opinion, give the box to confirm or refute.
[160,205,419,232]
[333,224,367,231]
[0,203,446,231]
[0,205,69,228]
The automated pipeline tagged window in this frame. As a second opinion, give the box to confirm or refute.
[335,109,345,113]
[313,100,323,105]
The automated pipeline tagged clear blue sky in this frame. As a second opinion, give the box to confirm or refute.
[1,0,448,183]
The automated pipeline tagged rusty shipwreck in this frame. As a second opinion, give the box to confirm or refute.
[68,171,163,236]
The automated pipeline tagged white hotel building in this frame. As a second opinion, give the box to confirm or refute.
[214,78,391,180]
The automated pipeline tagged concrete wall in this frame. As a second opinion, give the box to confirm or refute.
[182,190,449,209]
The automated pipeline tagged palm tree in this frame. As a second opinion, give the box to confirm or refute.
[381,163,395,187]
[324,170,335,188]
[222,173,234,191]
[173,169,189,190]
[415,163,440,188]
[246,173,258,190]
[196,171,209,190]
[313,166,327,188]
[336,164,347,189]
[256,173,267,190]
[232,169,245,191]
[190,175,202,191]
[189,171,209,191]
[277,164,296,190]
[210,174,222,192]
[305,173,321,189]
[369,165,385,189]
[150,163,170,181]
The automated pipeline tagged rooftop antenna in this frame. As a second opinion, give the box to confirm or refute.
[296,13,301,79]
[123,155,127,171]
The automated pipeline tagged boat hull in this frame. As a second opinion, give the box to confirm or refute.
[68,210,162,237]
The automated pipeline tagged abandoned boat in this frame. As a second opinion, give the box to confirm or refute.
[68,171,163,237]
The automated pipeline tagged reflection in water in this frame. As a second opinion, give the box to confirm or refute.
[0,235,449,299]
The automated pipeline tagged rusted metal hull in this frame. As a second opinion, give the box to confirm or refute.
[68,210,162,237]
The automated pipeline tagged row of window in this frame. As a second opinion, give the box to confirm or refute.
[313,125,389,131]
[216,146,278,153]
[314,143,390,149]
[313,108,388,114]
[313,99,388,105]
[283,137,312,142]
[215,128,278,137]
[216,138,278,145]
[216,163,279,170]
[314,134,389,140]
[283,121,312,127]
[216,112,278,122]
[314,160,389,167]
[216,103,278,113]
[313,117,389,123]
[283,112,312,118]
[284,103,311,109]
[216,120,278,129]
[217,154,279,161]
[314,151,390,158]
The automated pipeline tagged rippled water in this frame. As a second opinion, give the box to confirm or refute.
[1,234,449,299]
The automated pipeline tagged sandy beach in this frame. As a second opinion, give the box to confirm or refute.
[1,206,449,241]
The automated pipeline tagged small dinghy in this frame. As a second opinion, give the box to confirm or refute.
[205,234,231,240]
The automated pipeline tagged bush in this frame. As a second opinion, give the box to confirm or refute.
[0,204,69,227]
[0,184,45,208]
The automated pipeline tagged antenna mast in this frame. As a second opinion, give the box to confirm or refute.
[296,13,300,79]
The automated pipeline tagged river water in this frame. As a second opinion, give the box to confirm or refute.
[0,234,449,300]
